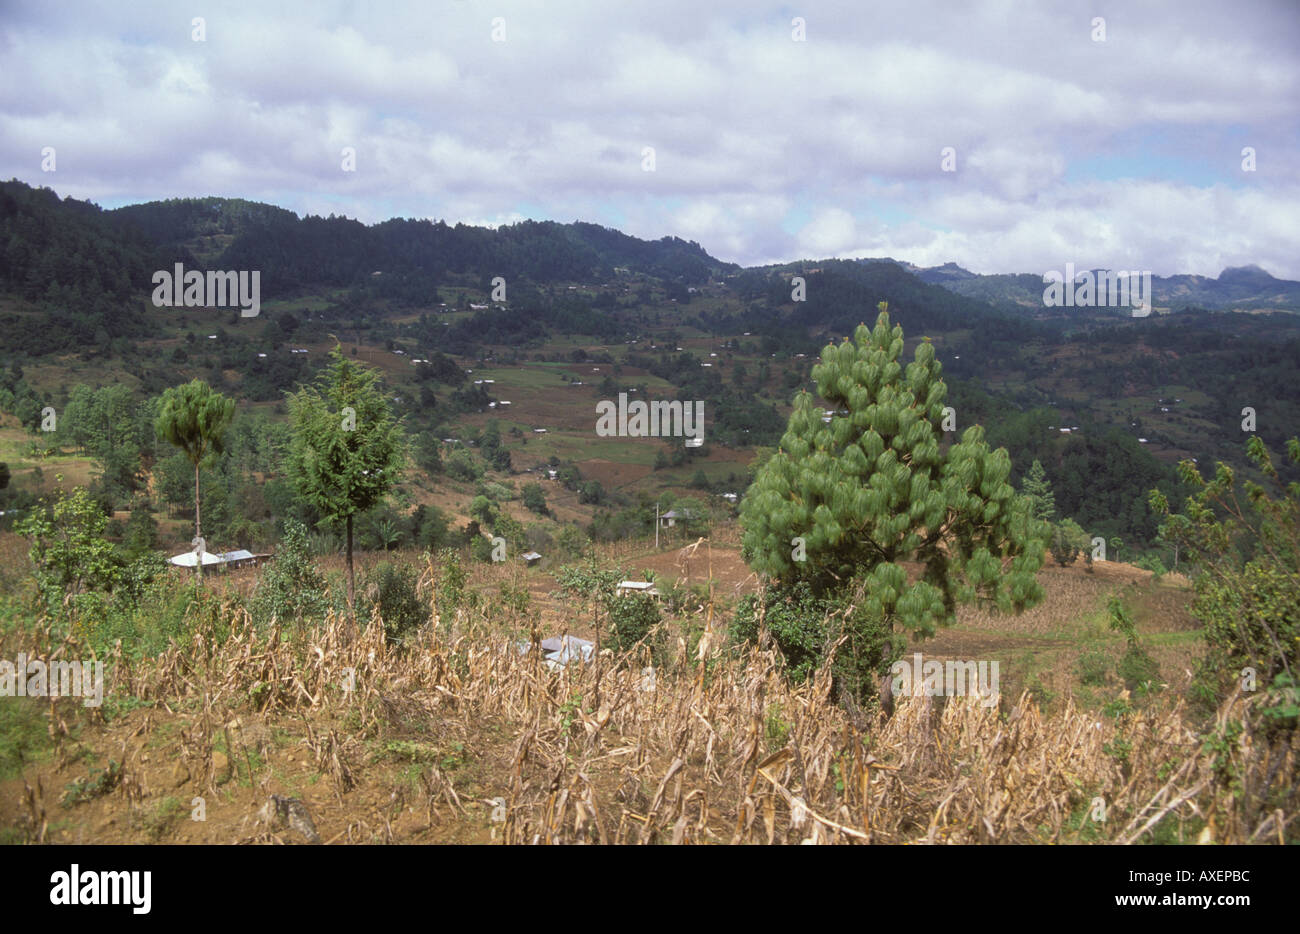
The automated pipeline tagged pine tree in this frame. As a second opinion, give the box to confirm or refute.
[155,379,235,583]
[1021,459,1057,523]
[286,348,406,616]
[738,304,1045,694]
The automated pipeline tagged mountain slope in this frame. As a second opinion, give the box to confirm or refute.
[893,259,1300,314]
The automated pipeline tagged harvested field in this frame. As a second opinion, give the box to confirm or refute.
[1,554,1292,846]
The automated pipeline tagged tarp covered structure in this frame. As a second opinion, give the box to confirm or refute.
[517,634,595,670]
[168,550,224,567]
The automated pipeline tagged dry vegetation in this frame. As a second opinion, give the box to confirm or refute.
[2,551,1294,845]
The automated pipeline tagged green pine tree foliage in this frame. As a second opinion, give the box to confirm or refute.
[155,379,235,581]
[740,304,1046,649]
[286,347,406,614]
[1021,459,1057,523]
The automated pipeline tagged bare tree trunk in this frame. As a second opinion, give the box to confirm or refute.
[878,672,894,719]
[194,462,203,586]
[346,513,355,621]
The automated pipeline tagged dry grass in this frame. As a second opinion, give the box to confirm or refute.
[4,554,1293,846]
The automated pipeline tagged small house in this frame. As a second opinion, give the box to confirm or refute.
[521,551,542,567]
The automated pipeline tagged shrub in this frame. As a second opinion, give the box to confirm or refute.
[250,519,329,630]
[606,592,661,656]
[436,549,467,620]
[362,561,427,646]
[1050,519,1089,568]
[1108,595,1160,693]
[1152,438,1300,721]
[1118,643,1160,693]
[411,505,451,550]
[730,579,900,701]
[17,486,122,616]
[522,482,548,515]
[1075,649,1111,686]
[1135,553,1167,580]
[90,574,196,659]
[445,449,482,482]
[555,524,589,557]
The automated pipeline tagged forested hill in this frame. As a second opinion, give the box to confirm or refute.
[0,180,736,311]
[0,180,170,351]
[728,258,1040,346]
[107,195,733,301]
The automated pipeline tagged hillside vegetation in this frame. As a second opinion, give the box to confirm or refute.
[1,180,1296,845]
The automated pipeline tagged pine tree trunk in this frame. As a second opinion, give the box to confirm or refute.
[194,462,203,586]
[345,513,355,620]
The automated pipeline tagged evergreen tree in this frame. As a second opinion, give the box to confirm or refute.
[1021,459,1057,523]
[155,379,235,583]
[738,304,1045,696]
[286,347,406,615]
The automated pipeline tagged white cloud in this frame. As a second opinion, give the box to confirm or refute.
[0,0,1297,276]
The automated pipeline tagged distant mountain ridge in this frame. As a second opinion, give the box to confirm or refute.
[107,196,736,299]
[858,258,1300,314]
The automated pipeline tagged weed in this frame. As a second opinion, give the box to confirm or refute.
[0,697,51,780]
[61,760,121,807]
[1075,649,1111,686]
[764,703,791,751]
[135,796,184,841]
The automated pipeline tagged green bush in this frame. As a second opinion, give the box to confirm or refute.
[361,561,427,646]
[729,579,900,702]
[1135,553,1167,580]
[86,574,196,659]
[555,524,589,557]
[445,449,482,482]
[606,592,662,656]
[1050,519,1089,568]
[1108,595,1160,693]
[0,696,51,780]
[1118,643,1160,693]
[436,549,467,620]
[522,482,548,515]
[1075,649,1112,686]
[250,519,330,629]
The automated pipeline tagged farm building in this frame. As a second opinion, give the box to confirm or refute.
[168,549,271,571]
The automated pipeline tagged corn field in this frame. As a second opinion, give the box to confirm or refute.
[4,556,1295,845]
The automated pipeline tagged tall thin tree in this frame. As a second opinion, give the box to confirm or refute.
[286,347,405,616]
[155,379,235,583]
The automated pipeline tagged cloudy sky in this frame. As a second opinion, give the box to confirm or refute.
[2,0,1298,277]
